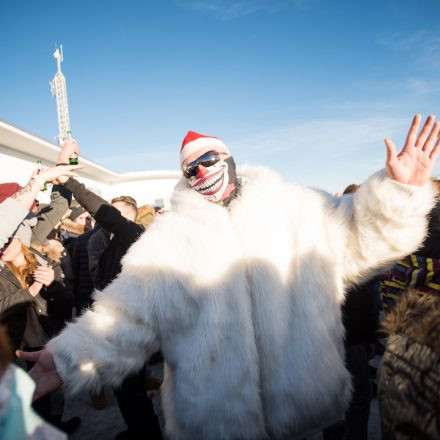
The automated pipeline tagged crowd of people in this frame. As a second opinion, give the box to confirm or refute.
[0,141,164,439]
[0,114,439,439]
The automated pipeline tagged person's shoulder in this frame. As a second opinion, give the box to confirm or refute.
[0,266,19,288]
[0,264,9,278]
[236,164,282,183]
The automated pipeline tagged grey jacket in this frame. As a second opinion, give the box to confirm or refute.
[0,198,28,249]
[32,185,71,245]
[0,184,71,249]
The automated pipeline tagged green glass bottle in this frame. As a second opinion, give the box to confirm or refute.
[37,160,48,191]
[66,131,79,165]
[69,154,79,165]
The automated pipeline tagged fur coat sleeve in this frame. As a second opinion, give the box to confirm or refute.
[338,169,436,285]
[46,268,161,394]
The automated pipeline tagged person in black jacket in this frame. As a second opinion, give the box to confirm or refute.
[71,227,98,315]
[323,184,380,440]
[415,180,440,259]
[94,195,142,290]
[54,151,162,440]
[87,225,110,290]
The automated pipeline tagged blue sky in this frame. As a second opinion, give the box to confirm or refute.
[1,0,440,192]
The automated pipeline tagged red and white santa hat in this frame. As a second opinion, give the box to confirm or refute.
[180,131,230,168]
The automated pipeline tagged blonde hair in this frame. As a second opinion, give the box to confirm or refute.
[6,243,37,288]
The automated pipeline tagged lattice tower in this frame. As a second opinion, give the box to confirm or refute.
[50,46,72,146]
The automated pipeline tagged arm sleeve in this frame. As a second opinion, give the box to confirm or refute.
[0,198,28,248]
[94,204,143,243]
[340,169,436,285]
[63,178,143,241]
[63,178,108,217]
[46,270,160,394]
[32,185,72,245]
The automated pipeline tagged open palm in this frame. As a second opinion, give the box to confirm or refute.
[16,349,62,400]
[385,114,440,186]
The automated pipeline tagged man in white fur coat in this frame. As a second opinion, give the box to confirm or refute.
[18,115,440,439]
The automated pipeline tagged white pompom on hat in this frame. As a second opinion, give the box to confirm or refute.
[180,131,230,168]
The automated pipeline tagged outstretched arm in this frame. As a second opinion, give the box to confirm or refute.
[18,269,160,399]
[0,165,81,249]
[8,164,81,212]
[341,114,439,284]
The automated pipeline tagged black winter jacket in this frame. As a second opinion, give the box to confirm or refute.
[416,199,440,258]
[342,278,379,346]
[63,178,144,289]
[71,227,97,309]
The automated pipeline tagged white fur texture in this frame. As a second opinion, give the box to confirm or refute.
[47,166,435,439]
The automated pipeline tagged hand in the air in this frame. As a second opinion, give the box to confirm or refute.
[385,114,440,186]
[35,164,83,185]
[57,139,80,164]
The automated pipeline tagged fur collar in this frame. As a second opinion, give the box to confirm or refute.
[59,218,85,235]
[383,288,440,352]
[171,164,290,217]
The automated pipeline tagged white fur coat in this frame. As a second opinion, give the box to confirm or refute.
[47,165,436,439]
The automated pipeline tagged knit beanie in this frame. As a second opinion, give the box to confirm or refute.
[69,206,86,221]
[180,131,230,168]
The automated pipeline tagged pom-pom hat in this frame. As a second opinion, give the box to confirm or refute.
[180,131,230,168]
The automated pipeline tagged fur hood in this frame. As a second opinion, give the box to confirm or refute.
[379,288,440,439]
[58,218,85,236]
[382,288,440,352]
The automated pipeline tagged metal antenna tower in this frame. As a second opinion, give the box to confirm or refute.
[50,45,72,146]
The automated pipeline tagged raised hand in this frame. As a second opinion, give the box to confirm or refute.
[36,164,83,185]
[385,114,440,186]
[15,349,62,400]
[57,139,80,164]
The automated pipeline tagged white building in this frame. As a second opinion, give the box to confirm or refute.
[0,119,181,208]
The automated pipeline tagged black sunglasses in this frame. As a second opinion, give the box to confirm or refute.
[182,150,222,178]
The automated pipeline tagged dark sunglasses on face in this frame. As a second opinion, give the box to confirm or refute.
[182,150,222,178]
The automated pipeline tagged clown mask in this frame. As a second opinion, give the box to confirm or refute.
[184,152,238,204]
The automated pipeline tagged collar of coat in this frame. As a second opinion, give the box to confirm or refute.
[171,165,286,218]
[383,287,440,352]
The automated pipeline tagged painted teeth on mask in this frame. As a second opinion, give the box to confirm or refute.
[200,179,222,194]
[195,174,223,192]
